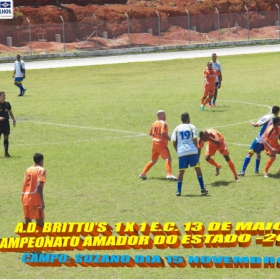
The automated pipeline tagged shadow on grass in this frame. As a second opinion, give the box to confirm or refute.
[183,194,211,198]
[209,180,233,187]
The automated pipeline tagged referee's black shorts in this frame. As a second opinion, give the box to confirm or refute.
[0,121,10,136]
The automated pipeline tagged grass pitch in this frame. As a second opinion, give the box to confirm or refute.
[0,51,280,278]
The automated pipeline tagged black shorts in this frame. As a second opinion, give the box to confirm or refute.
[0,121,10,136]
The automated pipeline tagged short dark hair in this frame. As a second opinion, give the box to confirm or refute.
[272,106,280,114]
[199,131,204,138]
[33,153,44,164]
[181,112,189,123]
[0,92,5,96]
[272,116,280,125]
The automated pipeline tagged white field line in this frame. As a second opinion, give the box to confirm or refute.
[12,134,146,147]
[17,100,270,147]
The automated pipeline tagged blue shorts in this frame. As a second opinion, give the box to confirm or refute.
[215,82,220,88]
[14,77,24,83]
[249,139,264,154]
[179,154,200,170]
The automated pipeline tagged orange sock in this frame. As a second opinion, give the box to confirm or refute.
[165,159,172,176]
[264,157,276,173]
[207,158,220,168]
[228,160,238,177]
[201,96,206,104]
[202,97,211,106]
[142,161,154,175]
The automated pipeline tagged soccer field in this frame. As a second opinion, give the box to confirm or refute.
[0,52,280,279]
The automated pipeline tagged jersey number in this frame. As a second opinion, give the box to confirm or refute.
[180,131,191,140]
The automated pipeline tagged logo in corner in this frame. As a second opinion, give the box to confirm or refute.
[0,0,13,19]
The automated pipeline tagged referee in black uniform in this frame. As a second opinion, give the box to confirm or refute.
[0,92,16,157]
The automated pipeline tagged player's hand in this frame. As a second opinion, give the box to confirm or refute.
[39,204,45,211]
[205,81,209,86]
[204,130,209,139]
[0,117,5,121]
[13,120,16,127]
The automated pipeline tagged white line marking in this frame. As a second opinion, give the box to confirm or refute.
[22,120,147,136]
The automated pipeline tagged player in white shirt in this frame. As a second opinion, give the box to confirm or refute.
[209,53,222,107]
[13,54,26,96]
[238,105,280,176]
[171,112,208,196]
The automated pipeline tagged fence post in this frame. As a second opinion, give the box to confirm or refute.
[244,5,250,40]
[26,17,32,54]
[186,9,190,44]
[125,12,130,48]
[276,4,280,39]
[93,13,99,50]
[215,7,220,43]
[60,15,65,52]
[156,11,161,46]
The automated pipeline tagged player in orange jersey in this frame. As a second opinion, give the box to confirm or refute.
[139,110,177,180]
[198,129,240,182]
[21,153,46,227]
[200,62,221,111]
[263,116,280,178]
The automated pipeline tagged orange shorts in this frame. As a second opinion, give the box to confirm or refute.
[151,145,171,161]
[264,145,280,156]
[205,141,229,156]
[23,205,45,220]
[203,87,215,97]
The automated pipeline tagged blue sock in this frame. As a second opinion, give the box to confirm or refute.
[241,156,251,172]
[19,84,24,93]
[255,158,260,172]
[197,176,205,190]
[177,181,182,193]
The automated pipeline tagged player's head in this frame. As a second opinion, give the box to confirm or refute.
[272,116,280,127]
[33,153,44,166]
[157,110,166,121]
[181,112,190,123]
[199,131,207,142]
[212,53,217,61]
[0,92,6,101]
[16,54,21,61]
[272,106,280,116]
[207,62,213,69]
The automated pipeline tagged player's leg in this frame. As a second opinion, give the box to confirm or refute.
[224,155,239,182]
[263,155,276,178]
[139,147,159,180]
[212,87,218,106]
[176,155,188,196]
[205,144,221,175]
[161,147,177,180]
[238,152,253,176]
[194,163,208,195]
[3,133,10,157]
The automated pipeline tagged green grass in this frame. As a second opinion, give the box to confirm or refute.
[0,52,280,278]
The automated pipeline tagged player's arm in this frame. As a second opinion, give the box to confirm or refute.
[217,71,222,88]
[22,66,26,79]
[8,110,16,127]
[204,72,209,86]
[162,132,171,141]
[264,141,277,154]
[13,64,16,78]
[37,182,45,210]
[206,133,221,146]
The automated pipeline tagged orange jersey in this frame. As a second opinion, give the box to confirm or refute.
[198,129,225,149]
[150,120,169,147]
[204,69,220,89]
[22,165,46,206]
[264,125,280,148]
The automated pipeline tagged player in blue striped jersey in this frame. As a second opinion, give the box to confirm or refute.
[238,105,280,176]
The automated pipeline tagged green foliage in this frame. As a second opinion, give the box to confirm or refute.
[0,52,279,278]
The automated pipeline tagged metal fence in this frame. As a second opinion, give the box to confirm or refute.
[0,9,279,55]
